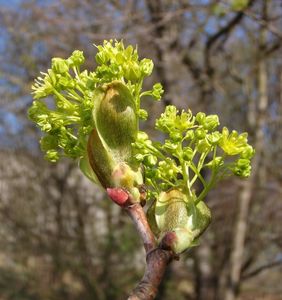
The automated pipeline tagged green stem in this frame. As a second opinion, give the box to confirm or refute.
[53,90,75,110]
[195,171,216,204]
[195,147,219,204]
[190,151,208,186]
[140,91,151,98]
[178,142,193,196]
[67,90,84,102]
[189,161,207,188]
[73,66,80,78]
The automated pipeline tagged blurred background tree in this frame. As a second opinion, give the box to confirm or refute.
[0,0,281,299]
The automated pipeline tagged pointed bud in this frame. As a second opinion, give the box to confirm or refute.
[87,80,144,202]
[79,155,100,184]
[93,80,137,160]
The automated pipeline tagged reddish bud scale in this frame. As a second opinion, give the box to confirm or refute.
[160,231,177,250]
[107,188,129,206]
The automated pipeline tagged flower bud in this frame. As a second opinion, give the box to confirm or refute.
[152,83,164,100]
[140,58,154,76]
[123,61,141,82]
[241,145,255,159]
[182,147,193,161]
[46,149,59,162]
[204,115,219,131]
[185,130,194,140]
[232,158,251,178]
[207,131,221,145]
[195,128,206,139]
[138,131,149,140]
[67,50,85,67]
[170,132,182,142]
[197,139,211,153]
[51,58,69,74]
[144,155,158,167]
[138,109,148,120]
[196,112,206,125]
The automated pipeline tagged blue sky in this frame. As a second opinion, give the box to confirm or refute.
[0,0,21,5]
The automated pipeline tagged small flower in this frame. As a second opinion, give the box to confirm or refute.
[140,58,154,77]
[204,115,219,131]
[219,127,249,155]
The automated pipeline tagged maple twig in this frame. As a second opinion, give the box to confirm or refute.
[125,203,174,300]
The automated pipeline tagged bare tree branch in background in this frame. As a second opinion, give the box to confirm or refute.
[0,1,282,299]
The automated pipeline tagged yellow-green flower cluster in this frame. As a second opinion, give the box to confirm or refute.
[29,41,255,255]
[28,40,163,162]
[133,105,255,201]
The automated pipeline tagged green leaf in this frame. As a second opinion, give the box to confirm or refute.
[79,155,100,184]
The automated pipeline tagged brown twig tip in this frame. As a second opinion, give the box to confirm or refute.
[107,187,129,206]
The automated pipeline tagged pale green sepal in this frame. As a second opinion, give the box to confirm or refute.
[79,155,100,185]
[87,128,117,189]
[146,201,161,236]
[187,200,211,239]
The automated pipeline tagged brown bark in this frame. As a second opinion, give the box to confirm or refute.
[128,248,173,300]
[125,203,174,300]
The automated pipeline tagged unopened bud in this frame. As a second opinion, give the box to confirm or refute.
[107,188,129,206]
